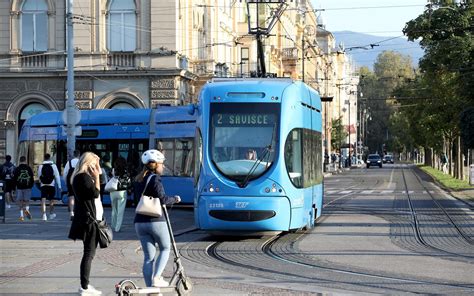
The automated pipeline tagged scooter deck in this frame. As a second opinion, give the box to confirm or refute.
[117,286,176,295]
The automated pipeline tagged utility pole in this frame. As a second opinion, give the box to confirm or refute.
[246,0,287,77]
[66,0,78,159]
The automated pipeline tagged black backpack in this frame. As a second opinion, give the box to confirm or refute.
[66,160,75,192]
[16,167,33,188]
[117,173,132,191]
[40,163,55,184]
[2,164,15,180]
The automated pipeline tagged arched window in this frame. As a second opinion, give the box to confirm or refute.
[21,0,48,52]
[107,0,136,52]
[18,102,48,133]
[110,101,135,109]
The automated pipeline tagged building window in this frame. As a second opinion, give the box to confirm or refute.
[240,48,249,77]
[18,102,48,134]
[107,0,136,52]
[110,102,135,109]
[21,0,48,52]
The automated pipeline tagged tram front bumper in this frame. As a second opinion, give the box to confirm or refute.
[195,195,291,231]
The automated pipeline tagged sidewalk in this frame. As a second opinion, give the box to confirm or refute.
[0,203,244,295]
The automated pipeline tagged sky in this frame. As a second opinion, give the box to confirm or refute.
[311,0,428,37]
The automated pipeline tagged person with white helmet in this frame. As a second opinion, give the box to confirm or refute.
[134,149,181,288]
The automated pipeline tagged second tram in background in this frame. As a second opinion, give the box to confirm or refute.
[18,107,196,205]
[193,78,324,234]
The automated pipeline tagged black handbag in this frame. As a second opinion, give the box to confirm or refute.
[88,213,113,248]
[96,219,113,248]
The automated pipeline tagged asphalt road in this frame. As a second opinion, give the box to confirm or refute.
[1,163,472,295]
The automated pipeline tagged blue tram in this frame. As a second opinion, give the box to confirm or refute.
[18,107,196,205]
[193,78,324,234]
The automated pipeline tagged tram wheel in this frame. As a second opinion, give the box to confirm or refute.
[118,280,136,296]
[177,277,193,295]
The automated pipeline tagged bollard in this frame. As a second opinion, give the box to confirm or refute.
[470,165,474,186]
[0,181,4,223]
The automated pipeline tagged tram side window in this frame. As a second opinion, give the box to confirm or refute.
[32,140,58,178]
[284,129,303,188]
[157,140,174,176]
[194,128,203,185]
[175,140,193,177]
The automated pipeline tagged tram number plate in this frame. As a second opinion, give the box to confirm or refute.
[235,202,249,209]
[209,203,224,209]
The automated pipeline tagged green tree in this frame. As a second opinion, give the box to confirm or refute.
[402,2,473,177]
[359,51,415,153]
[331,117,347,152]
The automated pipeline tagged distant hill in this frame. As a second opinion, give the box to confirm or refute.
[332,31,424,70]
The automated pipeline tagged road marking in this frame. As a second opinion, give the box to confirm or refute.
[361,190,373,194]
[326,190,339,194]
[381,190,393,194]
[339,190,352,194]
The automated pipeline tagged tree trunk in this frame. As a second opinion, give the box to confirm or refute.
[457,136,462,180]
[425,148,433,166]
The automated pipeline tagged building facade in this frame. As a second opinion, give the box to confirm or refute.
[0,0,358,162]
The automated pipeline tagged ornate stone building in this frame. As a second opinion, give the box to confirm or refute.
[0,0,357,162]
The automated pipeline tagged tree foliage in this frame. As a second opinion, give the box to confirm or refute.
[401,2,473,153]
[331,117,347,152]
[359,52,415,153]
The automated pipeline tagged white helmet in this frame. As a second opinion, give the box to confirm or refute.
[141,149,165,164]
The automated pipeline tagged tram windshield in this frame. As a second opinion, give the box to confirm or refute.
[210,103,279,182]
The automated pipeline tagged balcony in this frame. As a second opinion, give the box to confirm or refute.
[20,54,48,68]
[107,52,135,68]
[281,47,299,60]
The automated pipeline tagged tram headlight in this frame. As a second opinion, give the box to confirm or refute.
[271,183,277,192]
[208,184,220,193]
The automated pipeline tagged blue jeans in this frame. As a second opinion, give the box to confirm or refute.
[134,221,171,287]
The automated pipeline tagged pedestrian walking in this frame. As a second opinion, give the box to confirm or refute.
[13,156,34,221]
[68,152,104,296]
[441,153,449,174]
[63,150,80,221]
[110,156,131,232]
[0,155,16,208]
[134,149,181,287]
[38,153,61,221]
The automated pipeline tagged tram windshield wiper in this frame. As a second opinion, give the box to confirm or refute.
[238,145,272,188]
[237,123,276,188]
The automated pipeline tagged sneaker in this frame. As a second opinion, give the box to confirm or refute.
[6,204,11,209]
[19,216,24,222]
[42,214,47,221]
[70,215,74,221]
[49,213,56,220]
[152,276,169,287]
[78,285,102,295]
[24,210,32,220]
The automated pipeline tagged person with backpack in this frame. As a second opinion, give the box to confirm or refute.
[0,155,16,209]
[13,156,34,221]
[63,150,80,221]
[38,153,62,221]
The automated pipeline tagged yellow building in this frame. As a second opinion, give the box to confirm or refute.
[0,0,357,163]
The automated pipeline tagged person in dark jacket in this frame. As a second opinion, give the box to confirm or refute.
[68,152,103,296]
[13,156,34,221]
[0,155,16,208]
[134,149,181,287]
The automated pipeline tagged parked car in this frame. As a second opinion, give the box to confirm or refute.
[366,154,382,168]
[383,155,394,164]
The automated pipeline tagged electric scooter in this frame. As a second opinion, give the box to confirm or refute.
[116,204,193,295]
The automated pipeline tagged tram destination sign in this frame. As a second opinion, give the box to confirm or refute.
[214,113,275,126]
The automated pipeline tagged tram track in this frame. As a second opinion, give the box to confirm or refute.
[177,165,473,294]
[397,167,474,260]
[180,231,474,295]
